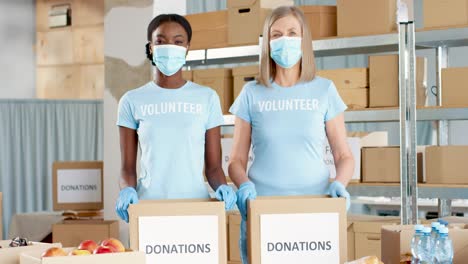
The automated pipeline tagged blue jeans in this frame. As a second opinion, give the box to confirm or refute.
[239,219,248,264]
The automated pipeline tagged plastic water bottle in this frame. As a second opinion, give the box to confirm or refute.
[433,227,453,264]
[411,225,425,263]
[431,222,441,246]
[418,227,433,264]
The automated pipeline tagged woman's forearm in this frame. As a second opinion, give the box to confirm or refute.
[120,170,137,189]
[228,160,250,188]
[205,166,227,191]
[334,154,354,186]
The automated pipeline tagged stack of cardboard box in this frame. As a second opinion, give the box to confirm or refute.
[193,68,233,114]
[423,0,468,29]
[298,5,337,39]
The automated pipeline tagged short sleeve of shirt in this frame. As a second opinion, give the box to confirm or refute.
[206,91,225,130]
[229,84,251,123]
[325,81,347,122]
[117,93,138,130]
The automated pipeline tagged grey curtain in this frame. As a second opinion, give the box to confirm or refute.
[0,100,103,239]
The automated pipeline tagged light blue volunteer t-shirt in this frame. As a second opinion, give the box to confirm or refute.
[117,81,224,200]
[229,77,347,196]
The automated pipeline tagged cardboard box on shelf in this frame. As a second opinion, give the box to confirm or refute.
[185,11,228,50]
[128,199,227,264]
[338,88,369,109]
[369,55,427,107]
[325,132,388,182]
[182,70,193,81]
[52,220,119,247]
[362,147,400,183]
[20,247,145,264]
[228,213,241,262]
[337,0,397,37]
[298,6,337,39]
[0,241,61,264]
[425,146,468,184]
[442,67,468,107]
[232,65,259,100]
[193,68,233,114]
[317,68,369,90]
[381,224,468,264]
[248,196,347,264]
[423,0,468,29]
[227,0,293,46]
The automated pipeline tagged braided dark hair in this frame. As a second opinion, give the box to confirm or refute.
[145,14,192,66]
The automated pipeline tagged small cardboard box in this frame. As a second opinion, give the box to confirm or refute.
[193,68,233,114]
[382,224,468,264]
[52,161,103,211]
[182,70,193,81]
[227,0,293,46]
[232,65,259,100]
[52,220,119,247]
[325,132,389,182]
[20,247,145,264]
[337,0,397,37]
[248,196,347,264]
[185,11,228,50]
[369,55,427,107]
[423,0,468,29]
[318,68,369,90]
[0,241,61,264]
[298,5,337,39]
[338,88,369,109]
[362,147,400,183]
[442,67,468,107]
[129,199,227,264]
[425,146,468,184]
[228,212,241,262]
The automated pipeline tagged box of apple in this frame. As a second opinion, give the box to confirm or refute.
[20,238,146,264]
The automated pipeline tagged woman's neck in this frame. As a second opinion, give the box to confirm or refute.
[154,70,186,89]
[273,63,301,87]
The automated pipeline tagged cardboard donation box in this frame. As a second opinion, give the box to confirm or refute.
[298,6,337,39]
[20,247,145,264]
[185,11,228,50]
[425,146,468,184]
[228,212,241,262]
[423,0,468,29]
[129,199,227,264]
[232,65,259,100]
[324,132,388,181]
[442,67,468,107]
[52,161,103,211]
[52,220,119,247]
[0,241,61,264]
[381,224,468,264]
[248,196,347,264]
[193,68,233,114]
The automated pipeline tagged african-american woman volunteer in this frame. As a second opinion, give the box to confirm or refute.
[115,14,236,222]
[228,6,354,263]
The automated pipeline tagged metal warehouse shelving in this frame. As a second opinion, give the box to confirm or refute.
[188,25,468,224]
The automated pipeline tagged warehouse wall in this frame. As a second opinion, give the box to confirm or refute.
[0,0,36,99]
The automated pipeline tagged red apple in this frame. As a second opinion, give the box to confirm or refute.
[42,247,67,258]
[78,240,99,253]
[93,245,114,254]
[69,249,91,256]
[100,238,125,253]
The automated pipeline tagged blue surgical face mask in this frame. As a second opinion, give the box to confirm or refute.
[152,44,187,76]
[269,36,302,69]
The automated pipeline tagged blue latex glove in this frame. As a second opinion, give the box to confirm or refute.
[236,181,257,221]
[328,181,351,211]
[215,184,237,210]
[239,219,249,264]
[115,187,139,223]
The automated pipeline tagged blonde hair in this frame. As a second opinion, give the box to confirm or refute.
[258,6,316,87]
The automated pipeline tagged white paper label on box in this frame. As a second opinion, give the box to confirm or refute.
[222,137,254,175]
[139,215,219,264]
[260,213,340,264]
[57,169,102,203]
[324,138,361,180]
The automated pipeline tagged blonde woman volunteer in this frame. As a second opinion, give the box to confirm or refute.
[228,6,354,263]
[115,14,236,223]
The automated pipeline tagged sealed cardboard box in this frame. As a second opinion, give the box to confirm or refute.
[232,65,259,99]
[337,0,397,37]
[52,220,119,247]
[369,55,427,107]
[382,224,468,264]
[128,199,227,264]
[425,146,468,184]
[362,147,400,183]
[20,247,145,264]
[442,67,468,107]
[193,68,233,114]
[0,241,61,264]
[318,68,369,90]
[227,0,293,46]
[186,11,228,50]
[248,196,347,264]
[228,213,241,262]
[423,0,468,29]
[298,6,337,39]
[182,70,193,81]
[325,132,388,182]
[338,88,369,109]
